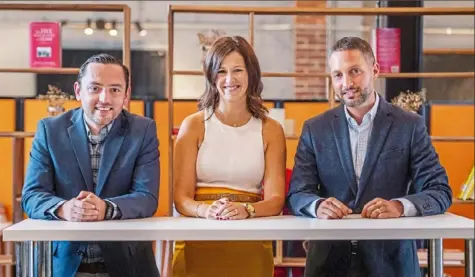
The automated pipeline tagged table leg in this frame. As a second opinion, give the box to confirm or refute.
[161,240,173,277]
[466,239,474,277]
[16,241,31,277]
[36,241,52,277]
[428,239,443,277]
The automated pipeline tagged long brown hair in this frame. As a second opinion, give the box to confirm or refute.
[198,36,268,120]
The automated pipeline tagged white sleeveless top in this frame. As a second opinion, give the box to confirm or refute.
[196,110,265,194]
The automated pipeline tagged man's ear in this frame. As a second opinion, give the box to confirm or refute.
[125,86,131,99]
[372,62,380,80]
[73,82,81,101]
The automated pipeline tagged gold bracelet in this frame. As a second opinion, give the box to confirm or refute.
[195,202,203,218]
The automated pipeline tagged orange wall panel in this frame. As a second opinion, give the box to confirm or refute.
[0,99,15,131]
[285,102,330,137]
[430,104,474,277]
[431,105,474,137]
[284,102,330,170]
[173,101,198,127]
[24,99,81,132]
[154,102,170,216]
[430,104,474,198]
[128,100,144,116]
[433,142,474,197]
[0,139,13,220]
[0,99,15,220]
[286,139,298,169]
[154,101,201,216]
[23,100,82,177]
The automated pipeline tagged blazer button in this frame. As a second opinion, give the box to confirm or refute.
[77,250,85,257]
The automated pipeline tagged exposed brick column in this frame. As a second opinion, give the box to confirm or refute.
[294,0,327,100]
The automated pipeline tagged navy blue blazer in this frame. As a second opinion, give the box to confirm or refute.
[21,108,160,277]
[287,97,452,277]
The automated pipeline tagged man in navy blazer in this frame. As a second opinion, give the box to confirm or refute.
[21,54,160,277]
[287,37,452,277]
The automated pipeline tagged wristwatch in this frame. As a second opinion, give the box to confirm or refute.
[242,203,256,218]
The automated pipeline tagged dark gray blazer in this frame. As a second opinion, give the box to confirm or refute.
[287,97,452,277]
[22,108,161,277]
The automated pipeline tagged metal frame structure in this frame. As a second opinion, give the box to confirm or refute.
[0,3,131,277]
[166,4,474,277]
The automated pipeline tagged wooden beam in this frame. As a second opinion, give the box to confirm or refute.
[0,4,126,12]
[424,48,475,55]
[0,68,78,74]
[169,6,474,16]
[0,132,35,138]
[172,70,475,79]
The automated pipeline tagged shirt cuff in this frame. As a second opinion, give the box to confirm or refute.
[47,200,66,220]
[304,199,324,218]
[104,199,122,220]
[393,198,419,217]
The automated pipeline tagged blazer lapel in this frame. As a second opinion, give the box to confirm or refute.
[332,106,358,197]
[357,99,393,199]
[96,111,128,196]
[67,109,94,192]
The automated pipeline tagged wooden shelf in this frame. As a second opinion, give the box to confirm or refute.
[379,72,474,78]
[273,249,465,268]
[431,136,474,142]
[453,198,475,204]
[274,257,305,267]
[0,68,79,74]
[424,48,475,55]
[418,249,465,268]
[170,6,474,16]
[285,136,474,141]
[0,3,127,11]
[0,255,14,266]
[173,70,474,79]
[0,132,35,138]
[285,135,299,140]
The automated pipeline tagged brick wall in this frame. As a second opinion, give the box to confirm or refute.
[294,0,327,99]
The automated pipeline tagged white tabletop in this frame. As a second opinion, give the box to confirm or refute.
[3,213,474,242]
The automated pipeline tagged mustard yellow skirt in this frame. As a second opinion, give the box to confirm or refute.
[172,187,274,277]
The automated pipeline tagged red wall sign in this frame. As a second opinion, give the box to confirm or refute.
[374,28,401,73]
[29,22,62,68]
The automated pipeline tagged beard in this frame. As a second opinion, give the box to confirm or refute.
[340,87,371,108]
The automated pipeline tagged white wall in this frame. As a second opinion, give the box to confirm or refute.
[0,0,473,99]
[0,1,296,99]
[0,25,35,97]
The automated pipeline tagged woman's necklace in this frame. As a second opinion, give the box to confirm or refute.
[215,110,249,127]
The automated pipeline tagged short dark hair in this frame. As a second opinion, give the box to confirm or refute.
[77,53,130,91]
[330,36,376,65]
[199,36,268,120]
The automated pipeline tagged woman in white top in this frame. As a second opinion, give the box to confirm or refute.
[173,36,286,277]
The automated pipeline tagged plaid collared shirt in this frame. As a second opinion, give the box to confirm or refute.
[82,117,114,264]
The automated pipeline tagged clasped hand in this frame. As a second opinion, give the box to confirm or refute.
[57,191,107,222]
[202,198,249,220]
[316,197,403,219]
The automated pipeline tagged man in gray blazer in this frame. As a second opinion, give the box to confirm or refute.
[287,37,452,277]
[21,54,160,277]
